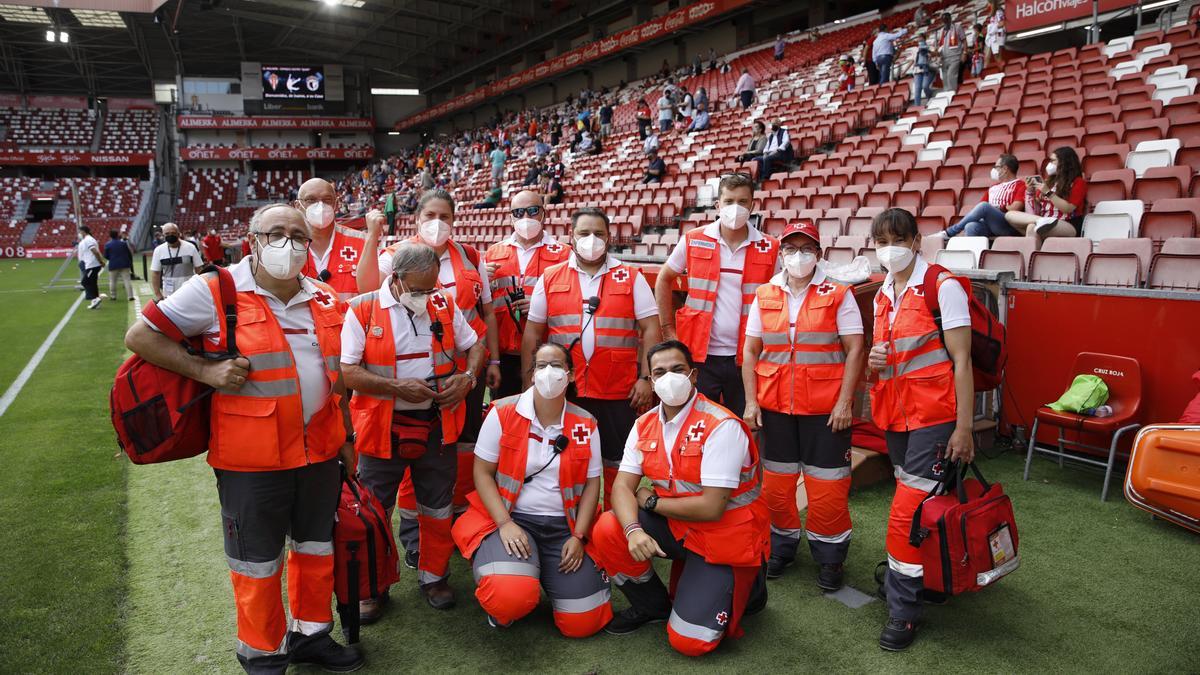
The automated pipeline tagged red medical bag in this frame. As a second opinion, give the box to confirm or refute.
[334,471,399,643]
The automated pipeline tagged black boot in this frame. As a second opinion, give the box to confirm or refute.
[766,555,794,579]
[878,617,917,651]
[236,652,288,675]
[288,630,365,672]
[817,563,845,591]
[404,549,419,570]
[605,574,671,634]
[604,606,669,635]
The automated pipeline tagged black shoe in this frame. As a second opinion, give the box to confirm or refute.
[604,606,668,635]
[817,563,845,591]
[878,617,917,651]
[765,556,794,579]
[236,652,288,675]
[288,631,365,672]
[404,549,419,570]
[420,579,456,610]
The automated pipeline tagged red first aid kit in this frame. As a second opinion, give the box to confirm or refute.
[334,470,399,644]
[909,462,1020,596]
[1125,425,1200,534]
[110,266,238,464]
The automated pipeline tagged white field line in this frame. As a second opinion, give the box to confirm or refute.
[0,294,84,418]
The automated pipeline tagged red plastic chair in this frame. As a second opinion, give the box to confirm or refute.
[1024,352,1143,501]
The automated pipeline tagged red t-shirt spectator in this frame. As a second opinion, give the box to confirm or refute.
[1036,177,1087,231]
[983,178,1026,209]
[202,233,224,261]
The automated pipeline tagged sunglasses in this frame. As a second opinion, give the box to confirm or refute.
[511,206,542,218]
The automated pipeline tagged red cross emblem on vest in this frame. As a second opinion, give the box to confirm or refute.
[911,286,925,298]
[686,420,706,443]
[753,240,773,254]
[545,242,563,254]
[610,267,629,283]
[816,282,836,296]
[312,290,335,308]
[430,292,449,312]
[571,423,591,445]
[340,245,358,262]
[715,611,729,626]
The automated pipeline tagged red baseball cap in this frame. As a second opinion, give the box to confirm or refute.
[779,221,820,248]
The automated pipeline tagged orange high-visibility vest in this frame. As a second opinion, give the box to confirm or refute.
[347,289,467,457]
[752,280,851,415]
[676,228,777,363]
[386,237,487,338]
[869,275,958,431]
[203,274,346,472]
[542,260,641,400]
[302,224,366,301]
[452,395,598,559]
[632,394,769,567]
[485,239,570,354]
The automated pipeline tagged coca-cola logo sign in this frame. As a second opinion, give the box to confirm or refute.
[688,2,716,20]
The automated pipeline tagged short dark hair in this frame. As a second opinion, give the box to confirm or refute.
[417,188,455,213]
[78,225,91,234]
[718,173,754,198]
[533,342,574,372]
[571,207,609,228]
[870,208,919,241]
[646,340,695,370]
[997,153,1019,175]
[109,230,120,240]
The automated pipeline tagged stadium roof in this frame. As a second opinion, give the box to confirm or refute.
[0,0,765,99]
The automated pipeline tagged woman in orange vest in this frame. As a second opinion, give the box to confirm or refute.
[522,207,661,505]
[451,342,612,636]
[590,340,769,657]
[124,204,363,672]
[741,222,865,588]
[868,208,975,651]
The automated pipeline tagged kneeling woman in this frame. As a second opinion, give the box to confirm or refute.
[451,343,612,636]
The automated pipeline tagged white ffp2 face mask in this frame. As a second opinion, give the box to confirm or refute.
[719,203,750,230]
[876,245,916,274]
[513,217,542,239]
[257,242,307,280]
[418,219,451,247]
[398,283,430,317]
[532,366,569,399]
[305,202,334,229]
[783,251,817,278]
[653,371,693,406]
[1045,162,1058,177]
[990,167,1001,181]
[574,234,607,262]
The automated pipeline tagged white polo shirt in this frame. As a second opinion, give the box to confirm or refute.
[150,240,203,297]
[501,231,556,274]
[618,393,751,489]
[340,280,477,410]
[77,234,101,269]
[527,254,657,360]
[146,258,332,423]
[475,389,602,516]
[879,256,971,329]
[378,241,494,305]
[746,267,864,341]
[665,222,777,356]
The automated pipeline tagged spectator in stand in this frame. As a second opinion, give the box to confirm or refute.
[775,33,787,61]
[756,120,794,182]
[522,159,543,187]
[657,90,674,132]
[534,136,551,157]
[1005,146,1087,239]
[150,223,204,301]
[696,86,709,111]
[636,97,653,140]
[421,167,435,190]
[104,229,134,302]
[709,46,718,71]
[687,103,711,133]
[939,154,1026,239]
[970,30,986,78]
[915,3,929,24]
[738,121,768,163]
[545,175,565,205]
[475,181,504,210]
[935,13,967,92]
[599,100,613,138]
[873,23,906,84]
[489,145,507,183]
[643,129,660,156]
[985,0,1006,68]
[644,149,666,184]
[202,227,226,265]
[736,68,756,109]
[679,87,695,126]
[693,53,703,76]
[472,145,484,169]
[910,38,936,106]
[838,55,856,91]
[863,26,880,85]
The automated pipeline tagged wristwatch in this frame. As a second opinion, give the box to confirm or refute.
[644,493,659,513]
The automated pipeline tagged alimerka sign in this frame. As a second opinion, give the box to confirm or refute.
[1005,0,1135,33]
[178,146,375,161]
[177,116,374,130]
[395,0,753,130]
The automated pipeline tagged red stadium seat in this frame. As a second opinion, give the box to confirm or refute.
[1148,252,1200,290]
[980,237,1038,280]
[1087,169,1135,203]
[1132,166,1190,201]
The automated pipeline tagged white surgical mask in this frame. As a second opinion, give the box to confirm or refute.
[783,251,818,278]
[989,167,1001,181]
[1045,161,1057,176]
[574,234,607,262]
[877,245,916,274]
[653,371,693,407]
[514,217,542,240]
[719,203,750,230]
[257,241,307,280]
[397,282,430,317]
[532,366,569,399]
[305,202,334,229]
[418,219,451,247]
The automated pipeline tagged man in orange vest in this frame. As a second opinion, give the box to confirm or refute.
[484,189,570,399]
[590,340,769,657]
[522,207,661,504]
[342,242,485,614]
[655,173,778,418]
[125,203,363,673]
[295,177,367,302]
[740,222,866,587]
[867,208,975,651]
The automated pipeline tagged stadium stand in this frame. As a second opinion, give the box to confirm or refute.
[100,109,158,153]
[247,169,311,200]
[0,107,95,149]
[175,169,252,234]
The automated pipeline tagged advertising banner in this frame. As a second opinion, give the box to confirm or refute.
[177,116,374,130]
[1005,0,1136,32]
[0,151,154,166]
[178,146,375,161]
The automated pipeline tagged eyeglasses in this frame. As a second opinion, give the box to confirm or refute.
[254,231,311,251]
[780,244,820,256]
[299,197,335,207]
[511,206,542,218]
